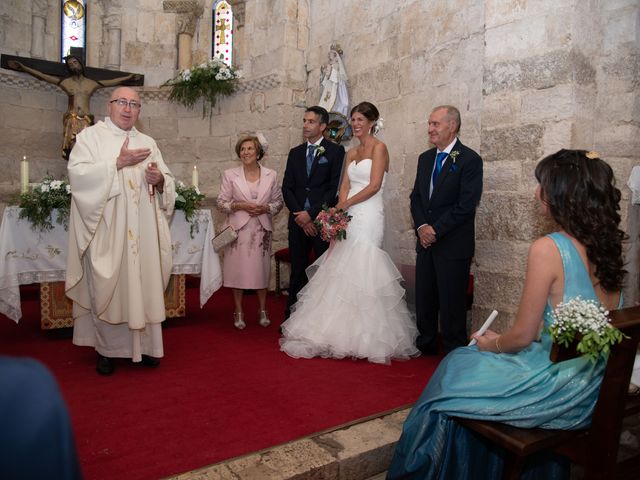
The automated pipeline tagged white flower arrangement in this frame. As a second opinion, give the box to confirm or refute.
[163,56,242,116]
[175,181,206,238]
[19,177,204,236]
[18,176,72,231]
[315,145,326,158]
[548,296,626,363]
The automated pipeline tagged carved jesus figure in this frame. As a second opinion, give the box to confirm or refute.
[8,55,141,159]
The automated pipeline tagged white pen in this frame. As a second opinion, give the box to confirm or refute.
[468,310,498,346]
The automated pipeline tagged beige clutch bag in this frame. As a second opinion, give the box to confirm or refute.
[212,226,238,252]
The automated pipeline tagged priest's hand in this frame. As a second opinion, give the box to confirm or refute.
[146,163,164,194]
[116,137,151,169]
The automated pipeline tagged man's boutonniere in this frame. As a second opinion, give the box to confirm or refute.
[315,146,326,158]
[449,150,460,164]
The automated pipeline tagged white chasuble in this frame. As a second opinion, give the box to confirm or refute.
[65,119,176,332]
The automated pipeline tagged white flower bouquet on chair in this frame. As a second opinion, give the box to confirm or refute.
[548,296,626,363]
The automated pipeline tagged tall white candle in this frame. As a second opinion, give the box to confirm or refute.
[20,156,29,194]
[192,165,199,189]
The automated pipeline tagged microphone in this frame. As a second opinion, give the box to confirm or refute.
[148,162,157,200]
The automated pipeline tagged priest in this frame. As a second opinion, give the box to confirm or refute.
[65,86,176,375]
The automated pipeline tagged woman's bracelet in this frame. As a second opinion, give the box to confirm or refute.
[495,335,503,354]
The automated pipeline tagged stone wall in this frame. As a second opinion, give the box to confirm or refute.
[0,0,637,327]
[477,0,640,326]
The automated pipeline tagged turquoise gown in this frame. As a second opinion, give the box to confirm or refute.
[387,233,619,479]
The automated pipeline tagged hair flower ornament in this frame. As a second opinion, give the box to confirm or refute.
[372,117,384,135]
[256,132,269,153]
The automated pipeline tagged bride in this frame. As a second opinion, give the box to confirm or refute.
[280,101,420,364]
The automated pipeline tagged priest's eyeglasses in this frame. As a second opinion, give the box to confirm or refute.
[109,98,142,110]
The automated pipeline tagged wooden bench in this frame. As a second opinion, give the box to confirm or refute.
[456,305,640,480]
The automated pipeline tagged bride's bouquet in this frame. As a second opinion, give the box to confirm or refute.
[314,204,352,242]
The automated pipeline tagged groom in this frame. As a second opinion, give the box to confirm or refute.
[410,105,483,354]
[282,106,345,320]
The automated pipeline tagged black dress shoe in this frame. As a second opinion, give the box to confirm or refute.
[96,353,114,375]
[139,355,160,367]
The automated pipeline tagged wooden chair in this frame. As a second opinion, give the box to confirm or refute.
[273,248,290,296]
[456,305,640,480]
[273,248,317,296]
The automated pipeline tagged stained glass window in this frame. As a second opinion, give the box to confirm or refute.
[61,0,87,60]
[212,0,233,65]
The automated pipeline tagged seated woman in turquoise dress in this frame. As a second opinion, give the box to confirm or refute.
[387,149,626,479]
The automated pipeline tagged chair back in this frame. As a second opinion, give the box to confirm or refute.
[576,306,640,468]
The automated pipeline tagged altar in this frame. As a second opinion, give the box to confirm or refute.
[0,206,222,326]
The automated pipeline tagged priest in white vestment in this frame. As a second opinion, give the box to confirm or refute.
[65,87,176,375]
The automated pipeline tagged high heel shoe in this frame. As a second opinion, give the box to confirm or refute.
[233,312,246,330]
[258,310,271,327]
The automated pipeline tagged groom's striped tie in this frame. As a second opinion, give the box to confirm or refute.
[306,144,316,176]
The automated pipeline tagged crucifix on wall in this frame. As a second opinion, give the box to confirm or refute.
[1,51,144,159]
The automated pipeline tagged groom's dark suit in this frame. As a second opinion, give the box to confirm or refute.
[410,139,483,353]
[282,138,345,316]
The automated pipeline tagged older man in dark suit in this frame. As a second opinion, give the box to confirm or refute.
[410,105,483,354]
[282,106,345,320]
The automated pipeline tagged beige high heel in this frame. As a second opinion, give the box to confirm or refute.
[258,310,271,327]
[233,312,246,330]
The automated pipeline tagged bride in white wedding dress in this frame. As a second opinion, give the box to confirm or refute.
[280,102,419,365]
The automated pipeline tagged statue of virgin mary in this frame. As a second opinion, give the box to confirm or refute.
[318,44,349,118]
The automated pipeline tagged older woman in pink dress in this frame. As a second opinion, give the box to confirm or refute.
[216,136,284,329]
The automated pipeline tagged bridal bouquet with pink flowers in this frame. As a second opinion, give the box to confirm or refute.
[314,204,352,242]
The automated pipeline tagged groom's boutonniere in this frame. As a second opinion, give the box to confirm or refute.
[449,150,460,164]
[315,146,326,158]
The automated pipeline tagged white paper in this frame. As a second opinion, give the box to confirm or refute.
[468,310,498,346]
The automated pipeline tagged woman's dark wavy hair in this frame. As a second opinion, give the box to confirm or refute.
[535,149,626,291]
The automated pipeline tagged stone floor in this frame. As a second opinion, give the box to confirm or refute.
[167,404,640,480]
[168,408,409,480]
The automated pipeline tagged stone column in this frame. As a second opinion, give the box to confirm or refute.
[163,0,203,71]
[103,13,122,70]
[31,0,48,59]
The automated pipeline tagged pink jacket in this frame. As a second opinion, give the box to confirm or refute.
[216,165,284,231]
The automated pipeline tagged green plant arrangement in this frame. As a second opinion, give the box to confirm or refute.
[162,57,241,116]
[175,181,206,237]
[548,296,627,363]
[18,177,72,231]
[18,178,205,237]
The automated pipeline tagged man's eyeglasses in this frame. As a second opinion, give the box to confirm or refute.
[109,98,142,110]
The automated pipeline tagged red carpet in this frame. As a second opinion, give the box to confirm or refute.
[0,280,441,480]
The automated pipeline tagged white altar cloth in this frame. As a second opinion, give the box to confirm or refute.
[0,206,222,323]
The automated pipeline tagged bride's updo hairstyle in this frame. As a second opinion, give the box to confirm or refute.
[534,149,626,291]
[350,101,380,132]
